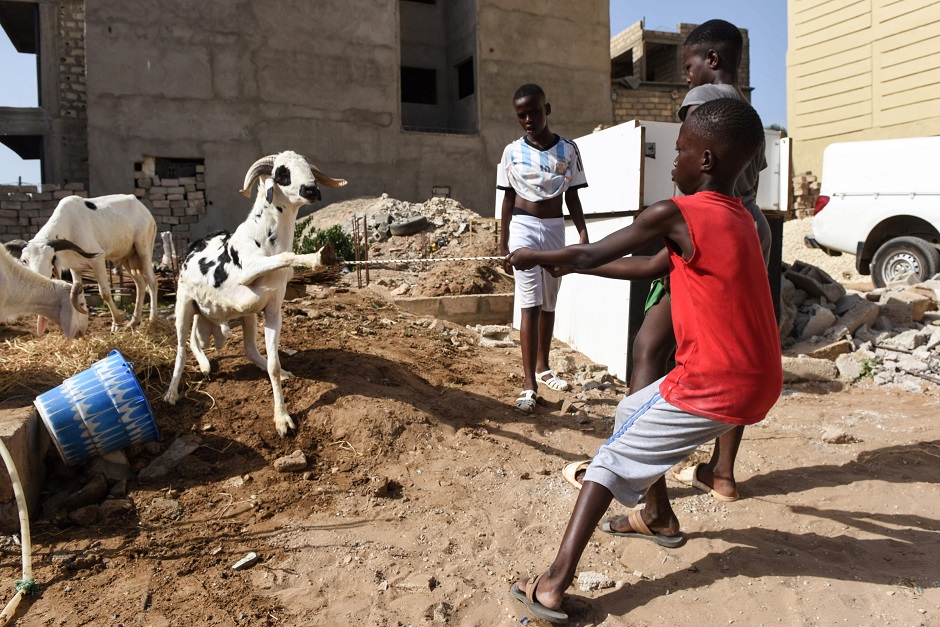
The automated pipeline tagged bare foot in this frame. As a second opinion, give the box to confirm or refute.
[694,465,739,500]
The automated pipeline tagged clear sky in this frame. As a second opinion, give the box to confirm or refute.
[0,1,787,185]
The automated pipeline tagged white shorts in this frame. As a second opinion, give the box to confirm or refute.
[508,213,566,311]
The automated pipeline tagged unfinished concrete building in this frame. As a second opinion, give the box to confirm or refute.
[609,20,753,125]
[0,0,612,244]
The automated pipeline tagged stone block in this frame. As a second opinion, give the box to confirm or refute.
[835,299,880,335]
[799,304,836,339]
[0,406,51,533]
[782,355,838,382]
[880,290,934,325]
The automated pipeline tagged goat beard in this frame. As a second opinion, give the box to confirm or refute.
[36,315,48,336]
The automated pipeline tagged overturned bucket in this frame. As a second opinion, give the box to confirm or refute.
[34,350,159,466]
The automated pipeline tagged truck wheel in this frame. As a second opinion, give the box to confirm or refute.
[871,236,940,287]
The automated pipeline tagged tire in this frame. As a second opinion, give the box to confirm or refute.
[389,215,428,236]
[870,236,940,288]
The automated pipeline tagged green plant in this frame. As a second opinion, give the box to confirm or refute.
[294,224,363,262]
[859,357,880,379]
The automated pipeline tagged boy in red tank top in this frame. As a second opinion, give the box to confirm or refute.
[505,98,783,623]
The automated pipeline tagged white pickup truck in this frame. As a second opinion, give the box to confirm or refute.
[805,136,940,287]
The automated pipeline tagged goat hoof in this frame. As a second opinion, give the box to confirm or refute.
[275,416,297,437]
[163,390,180,404]
[280,370,294,381]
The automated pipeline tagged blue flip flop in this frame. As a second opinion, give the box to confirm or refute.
[509,572,569,624]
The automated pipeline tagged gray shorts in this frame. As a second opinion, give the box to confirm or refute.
[583,377,735,507]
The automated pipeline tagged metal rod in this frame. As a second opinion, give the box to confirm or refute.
[362,216,370,286]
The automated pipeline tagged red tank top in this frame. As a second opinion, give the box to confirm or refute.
[659,191,783,425]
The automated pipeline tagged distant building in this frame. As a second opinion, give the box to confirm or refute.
[0,0,613,242]
[787,0,940,176]
[609,20,754,125]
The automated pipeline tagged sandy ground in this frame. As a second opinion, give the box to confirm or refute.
[0,212,936,626]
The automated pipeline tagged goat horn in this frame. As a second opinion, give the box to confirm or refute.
[304,157,348,188]
[49,239,98,258]
[70,281,88,315]
[240,155,276,198]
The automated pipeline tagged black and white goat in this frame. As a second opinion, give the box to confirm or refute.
[0,244,89,339]
[13,194,158,332]
[163,151,346,437]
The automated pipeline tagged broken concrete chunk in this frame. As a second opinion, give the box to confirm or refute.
[577,571,615,591]
[138,435,202,481]
[785,261,846,302]
[799,304,837,339]
[880,290,934,323]
[273,450,308,473]
[835,298,880,335]
[782,355,838,382]
[232,552,259,570]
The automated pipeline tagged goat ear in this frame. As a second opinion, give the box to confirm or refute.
[49,239,98,258]
[304,158,348,188]
[265,178,275,204]
[240,155,276,198]
[3,240,26,258]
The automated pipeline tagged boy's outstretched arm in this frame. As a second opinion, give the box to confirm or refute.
[510,199,688,272]
[551,247,669,280]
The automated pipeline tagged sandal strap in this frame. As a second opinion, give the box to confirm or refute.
[628,510,654,537]
[527,572,544,603]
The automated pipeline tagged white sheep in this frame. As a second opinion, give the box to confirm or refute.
[15,194,158,332]
[0,244,89,339]
[163,151,347,437]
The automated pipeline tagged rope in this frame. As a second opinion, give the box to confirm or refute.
[13,579,37,596]
[344,255,506,266]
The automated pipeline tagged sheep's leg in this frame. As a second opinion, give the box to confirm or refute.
[89,258,125,331]
[164,297,196,404]
[238,249,329,285]
[126,270,147,327]
[136,242,160,322]
[190,315,214,374]
[262,304,295,436]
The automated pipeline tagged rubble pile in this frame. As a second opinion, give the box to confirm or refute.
[780,260,940,391]
[301,193,493,251]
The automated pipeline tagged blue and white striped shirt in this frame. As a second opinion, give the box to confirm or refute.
[496,134,587,202]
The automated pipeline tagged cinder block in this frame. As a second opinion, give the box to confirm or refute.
[0,406,50,533]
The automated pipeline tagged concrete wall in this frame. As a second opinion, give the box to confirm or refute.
[788,0,940,176]
[82,0,612,240]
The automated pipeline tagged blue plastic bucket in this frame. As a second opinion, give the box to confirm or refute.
[34,350,159,466]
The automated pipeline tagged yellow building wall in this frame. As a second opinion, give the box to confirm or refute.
[788,0,940,175]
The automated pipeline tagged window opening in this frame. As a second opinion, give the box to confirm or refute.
[456,57,474,100]
[0,1,39,108]
[401,66,437,105]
